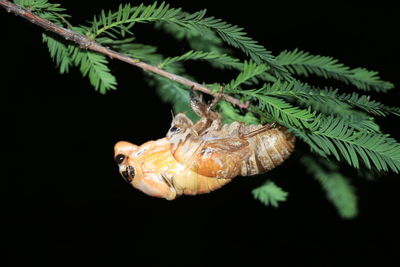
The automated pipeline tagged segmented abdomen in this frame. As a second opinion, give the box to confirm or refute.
[239,126,295,176]
[168,120,295,180]
[174,171,232,195]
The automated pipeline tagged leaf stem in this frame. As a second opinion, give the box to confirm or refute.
[0,0,249,109]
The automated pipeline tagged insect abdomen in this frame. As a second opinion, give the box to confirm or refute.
[240,127,295,176]
[176,172,232,195]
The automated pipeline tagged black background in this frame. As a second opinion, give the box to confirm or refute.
[3,1,400,266]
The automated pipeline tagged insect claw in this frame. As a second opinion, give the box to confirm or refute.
[189,90,202,104]
[206,86,225,112]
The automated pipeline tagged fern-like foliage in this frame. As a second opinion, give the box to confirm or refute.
[300,117,400,173]
[42,34,72,74]
[85,1,289,79]
[252,181,288,207]
[276,49,394,92]
[262,82,400,117]
[14,0,69,24]
[233,83,316,129]
[218,101,259,125]
[301,156,358,219]
[13,0,400,218]
[148,76,198,121]
[89,2,185,39]
[23,1,118,93]
[159,50,242,70]
[192,17,289,80]
[228,61,268,89]
[71,48,117,94]
[42,33,117,93]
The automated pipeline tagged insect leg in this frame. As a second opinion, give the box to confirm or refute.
[206,86,224,113]
[240,123,276,138]
[161,173,175,190]
[190,90,220,121]
[189,90,207,116]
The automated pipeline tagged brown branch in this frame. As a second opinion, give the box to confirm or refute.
[0,0,249,109]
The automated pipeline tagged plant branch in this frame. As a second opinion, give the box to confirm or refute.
[0,0,249,109]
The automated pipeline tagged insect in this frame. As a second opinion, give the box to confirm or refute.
[114,94,295,200]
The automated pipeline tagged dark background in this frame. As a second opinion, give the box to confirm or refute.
[3,1,400,266]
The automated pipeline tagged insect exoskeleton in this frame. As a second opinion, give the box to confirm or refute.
[114,138,232,200]
[166,116,295,180]
[114,95,295,200]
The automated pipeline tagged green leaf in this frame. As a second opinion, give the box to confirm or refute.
[155,15,233,63]
[259,95,315,128]
[237,82,316,128]
[151,77,198,121]
[90,2,184,38]
[252,181,288,207]
[218,101,259,125]
[42,34,72,74]
[113,42,163,65]
[264,83,400,117]
[15,0,70,26]
[71,48,117,94]
[88,2,289,80]
[301,156,358,219]
[277,49,394,92]
[194,16,289,80]
[228,60,268,89]
[159,50,242,70]
[42,30,117,94]
[298,116,400,173]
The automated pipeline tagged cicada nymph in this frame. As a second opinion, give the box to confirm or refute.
[114,95,295,200]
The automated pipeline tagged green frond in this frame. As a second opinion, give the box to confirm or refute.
[96,37,136,45]
[348,67,394,92]
[156,17,233,66]
[42,34,72,74]
[218,101,259,125]
[14,0,65,11]
[165,30,241,71]
[159,50,242,70]
[42,30,117,93]
[301,156,358,219]
[299,116,400,173]
[150,77,197,121]
[277,49,394,92]
[337,92,400,116]
[258,96,315,128]
[194,16,289,80]
[294,95,382,134]
[323,173,358,218]
[346,114,381,133]
[87,2,288,79]
[228,61,268,89]
[252,181,288,207]
[14,0,69,25]
[265,83,400,117]
[71,48,117,94]
[113,42,163,65]
[90,2,185,38]
[237,82,316,128]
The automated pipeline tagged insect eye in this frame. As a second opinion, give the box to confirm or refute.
[115,154,125,164]
[170,126,181,133]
